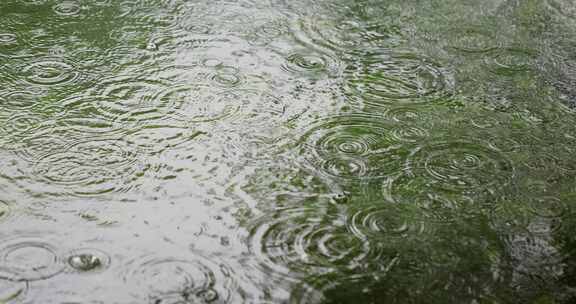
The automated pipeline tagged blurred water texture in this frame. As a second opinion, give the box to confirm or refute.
[1,0,576,303]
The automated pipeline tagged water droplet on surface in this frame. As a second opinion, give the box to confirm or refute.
[66,248,111,273]
[68,254,101,271]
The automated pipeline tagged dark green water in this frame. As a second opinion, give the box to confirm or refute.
[1,0,576,303]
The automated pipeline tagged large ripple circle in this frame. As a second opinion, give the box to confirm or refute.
[246,207,372,281]
[33,139,138,196]
[348,204,427,241]
[122,254,245,303]
[281,51,342,78]
[406,141,514,193]
[484,48,537,76]
[0,238,64,282]
[155,85,244,123]
[21,59,81,86]
[298,114,411,181]
[344,51,453,107]
[88,76,173,124]
[383,174,481,223]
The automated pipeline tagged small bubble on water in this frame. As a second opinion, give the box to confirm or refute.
[68,254,103,271]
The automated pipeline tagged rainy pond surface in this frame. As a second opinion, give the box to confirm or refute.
[1,0,576,303]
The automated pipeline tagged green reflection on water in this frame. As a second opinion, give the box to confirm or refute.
[0,0,575,303]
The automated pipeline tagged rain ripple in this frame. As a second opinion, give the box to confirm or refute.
[382,174,481,224]
[0,29,27,59]
[52,1,82,17]
[20,58,86,87]
[348,204,426,241]
[281,51,342,79]
[33,138,138,196]
[0,33,17,46]
[155,85,244,124]
[86,76,173,125]
[297,114,413,181]
[294,17,360,52]
[405,141,515,193]
[121,254,246,303]
[344,50,454,107]
[245,18,289,46]
[145,61,245,89]
[0,237,63,282]
[294,16,405,54]
[484,48,537,76]
[1,112,54,139]
[245,207,372,282]
[65,248,111,273]
[10,129,76,163]
[448,27,499,54]
[124,125,207,156]
[0,90,41,111]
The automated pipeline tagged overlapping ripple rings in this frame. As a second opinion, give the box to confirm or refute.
[0,237,63,282]
[405,141,515,193]
[294,15,405,54]
[382,173,481,223]
[155,85,244,124]
[246,206,372,281]
[33,138,138,196]
[484,48,537,76]
[348,204,426,241]
[344,50,454,107]
[298,114,413,181]
[122,254,246,303]
[282,51,342,79]
[86,76,173,124]
[20,58,84,86]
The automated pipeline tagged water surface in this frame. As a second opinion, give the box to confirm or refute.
[1,0,576,303]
